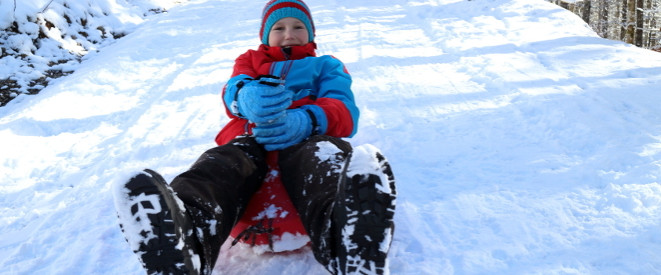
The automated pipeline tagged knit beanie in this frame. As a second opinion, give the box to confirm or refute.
[260,0,315,45]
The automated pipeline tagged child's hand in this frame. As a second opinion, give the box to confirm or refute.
[236,78,292,124]
[253,108,313,151]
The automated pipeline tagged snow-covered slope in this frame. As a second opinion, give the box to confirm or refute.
[2,0,661,274]
[0,0,180,104]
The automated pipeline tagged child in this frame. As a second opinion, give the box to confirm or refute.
[113,1,396,274]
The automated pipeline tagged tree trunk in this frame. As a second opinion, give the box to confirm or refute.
[625,0,636,43]
[635,0,644,46]
[582,0,592,24]
[599,0,609,37]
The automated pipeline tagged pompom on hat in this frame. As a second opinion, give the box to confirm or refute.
[260,0,315,45]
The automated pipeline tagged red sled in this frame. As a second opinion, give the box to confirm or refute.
[229,151,310,253]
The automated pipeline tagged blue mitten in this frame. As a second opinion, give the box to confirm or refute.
[236,77,292,124]
[253,108,313,151]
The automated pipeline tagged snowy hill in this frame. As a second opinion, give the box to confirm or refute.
[0,0,180,105]
[2,0,661,274]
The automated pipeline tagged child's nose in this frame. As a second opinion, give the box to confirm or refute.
[284,28,295,39]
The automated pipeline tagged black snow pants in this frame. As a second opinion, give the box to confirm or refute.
[170,135,352,273]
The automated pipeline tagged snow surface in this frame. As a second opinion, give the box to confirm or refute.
[2,0,661,274]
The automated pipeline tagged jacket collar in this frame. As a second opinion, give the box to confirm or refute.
[258,42,317,61]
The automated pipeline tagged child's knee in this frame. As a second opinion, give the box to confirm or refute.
[302,135,352,155]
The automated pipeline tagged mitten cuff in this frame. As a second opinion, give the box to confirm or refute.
[300,105,328,135]
[224,74,252,117]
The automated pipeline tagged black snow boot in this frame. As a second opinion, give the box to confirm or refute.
[114,169,202,275]
[327,144,397,275]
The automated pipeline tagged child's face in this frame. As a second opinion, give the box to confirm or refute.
[268,17,309,48]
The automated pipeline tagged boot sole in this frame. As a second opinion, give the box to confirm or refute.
[117,169,200,275]
[333,146,397,275]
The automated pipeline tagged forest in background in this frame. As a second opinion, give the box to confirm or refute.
[550,0,661,50]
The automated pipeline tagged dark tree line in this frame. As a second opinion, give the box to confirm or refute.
[550,0,661,51]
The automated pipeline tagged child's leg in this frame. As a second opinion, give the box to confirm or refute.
[170,136,268,273]
[278,135,353,266]
[116,137,267,274]
[279,137,397,275]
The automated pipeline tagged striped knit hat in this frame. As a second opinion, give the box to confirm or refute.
[260,0,315,45]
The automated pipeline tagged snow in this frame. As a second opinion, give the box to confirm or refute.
[2,0,661,274]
